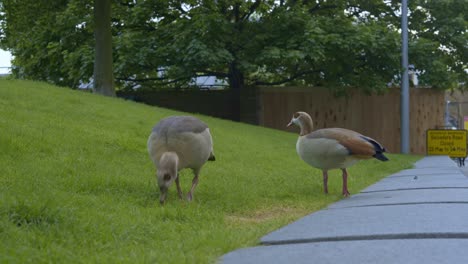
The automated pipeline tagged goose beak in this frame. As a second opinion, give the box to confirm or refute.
[287,118,295,127]
[159,187,168,205]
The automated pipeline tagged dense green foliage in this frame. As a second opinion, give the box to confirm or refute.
[0,0,466,93]
[408,0,467,89]
[0,80,421,263]
[0,0,94,87]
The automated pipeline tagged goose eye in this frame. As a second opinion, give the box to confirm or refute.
[163,173,171,181]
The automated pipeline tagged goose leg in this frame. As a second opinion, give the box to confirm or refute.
[341,168,350,197]
[322,170,329,194]
[187,169,200,201]
[175,173,183,199]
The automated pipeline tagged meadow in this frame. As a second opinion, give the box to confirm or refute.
[0,79,421,263]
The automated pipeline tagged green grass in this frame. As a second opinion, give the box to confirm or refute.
[0,79,421,263]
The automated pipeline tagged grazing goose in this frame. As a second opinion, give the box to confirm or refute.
[287,111,388,197]
[147,116,215,204]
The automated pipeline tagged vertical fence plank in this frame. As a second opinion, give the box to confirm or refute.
[259,87,444,154]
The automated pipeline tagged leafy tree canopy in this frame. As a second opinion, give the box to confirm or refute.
[0,0,466,92]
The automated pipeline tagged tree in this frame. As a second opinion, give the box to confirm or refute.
[0,0,94,87]
[408,0,467,89]
[1,1,466,119]
[0,0,116,96]
[93,0,115,96]
[114,0,403,120]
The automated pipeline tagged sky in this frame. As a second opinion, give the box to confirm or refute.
[0,49,12,74]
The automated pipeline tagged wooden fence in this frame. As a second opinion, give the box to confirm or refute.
[119,86,445,154]
[118,89,235,120]
[117,88,259,124]
[258,87,445,154]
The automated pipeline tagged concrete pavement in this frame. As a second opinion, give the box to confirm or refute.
[221,156,468,264]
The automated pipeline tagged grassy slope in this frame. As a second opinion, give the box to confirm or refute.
[0,79,421,263]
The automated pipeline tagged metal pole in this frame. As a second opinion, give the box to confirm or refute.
[458,103,462,129]
[401,0,410,153]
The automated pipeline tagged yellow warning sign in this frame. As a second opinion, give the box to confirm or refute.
[427,129,467,158]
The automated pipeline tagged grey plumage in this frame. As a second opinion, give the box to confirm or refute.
[152,116,209,135]
[148,116,215,204]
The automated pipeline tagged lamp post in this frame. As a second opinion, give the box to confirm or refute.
[401,0,410,154]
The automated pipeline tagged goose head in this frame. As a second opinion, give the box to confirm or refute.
[287,111,314,136]
[157,152,179,204]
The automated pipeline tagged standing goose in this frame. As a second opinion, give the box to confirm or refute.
[148,116,215,204]
[287,111,388,196]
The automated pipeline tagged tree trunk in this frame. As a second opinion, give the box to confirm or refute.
[228,62,243,122]
[93,0,115,96]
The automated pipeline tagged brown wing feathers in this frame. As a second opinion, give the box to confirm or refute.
[308,128,388,160]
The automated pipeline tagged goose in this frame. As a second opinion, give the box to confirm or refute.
[147,116,215,204]
[287,111,388,196]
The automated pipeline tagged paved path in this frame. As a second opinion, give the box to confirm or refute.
[221,156,468,264]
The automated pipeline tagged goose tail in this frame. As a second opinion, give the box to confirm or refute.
[360,136,389,162]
